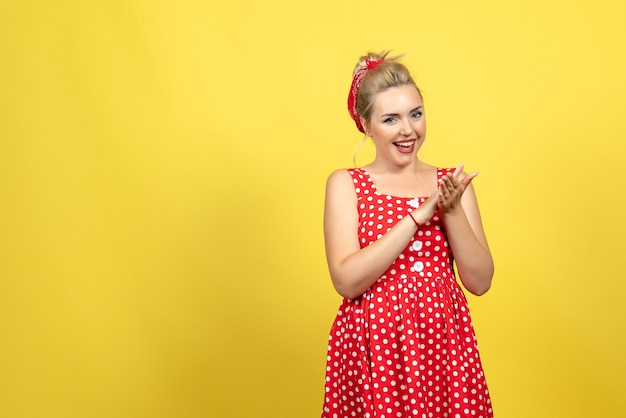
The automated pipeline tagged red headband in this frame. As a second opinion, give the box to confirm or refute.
[347,58,384,133]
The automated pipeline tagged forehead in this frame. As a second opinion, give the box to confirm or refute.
[372,84,423,115]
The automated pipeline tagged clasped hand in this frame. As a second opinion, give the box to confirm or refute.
[411,164,478,224]
[437,163,478,213]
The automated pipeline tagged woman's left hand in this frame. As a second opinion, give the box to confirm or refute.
[438,163,479,213]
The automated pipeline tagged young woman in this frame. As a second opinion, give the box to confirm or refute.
[321,51,494,418]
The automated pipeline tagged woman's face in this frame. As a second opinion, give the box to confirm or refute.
[365,84,426,167]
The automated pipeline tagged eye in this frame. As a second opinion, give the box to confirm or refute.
[411,111,423,119]
[383,117,396,124]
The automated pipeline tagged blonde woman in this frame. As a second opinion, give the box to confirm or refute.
[321,51,494,417]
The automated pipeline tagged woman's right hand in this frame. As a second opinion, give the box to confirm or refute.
[411,189,440,225]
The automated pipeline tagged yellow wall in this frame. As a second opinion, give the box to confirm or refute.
[1,1,625,417]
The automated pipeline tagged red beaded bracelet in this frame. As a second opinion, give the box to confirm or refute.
[408,211,420,227]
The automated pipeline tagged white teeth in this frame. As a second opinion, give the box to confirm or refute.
[396,141,414,147]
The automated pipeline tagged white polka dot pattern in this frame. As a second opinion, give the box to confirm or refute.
[321,168,493,418]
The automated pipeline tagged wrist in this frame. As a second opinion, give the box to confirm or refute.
[408,211,420,227]
[440,205,464,219]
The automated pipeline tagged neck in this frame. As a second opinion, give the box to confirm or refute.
[367,158,423,175]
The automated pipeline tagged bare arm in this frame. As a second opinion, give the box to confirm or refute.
[438,165,494,296]
[323,169,438,299]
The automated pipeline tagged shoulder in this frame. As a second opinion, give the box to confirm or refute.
[326,168,358,188]
[327,168,352,181]
[324,169,359,214]
[325,169,359,199]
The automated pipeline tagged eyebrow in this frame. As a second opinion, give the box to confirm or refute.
[379,106,423,118]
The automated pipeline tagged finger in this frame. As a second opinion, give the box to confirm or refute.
[453,163,465,177]
[445,175,460,192]
[441,182,451,199]
[460,171,480,186]
[448,173,460,187]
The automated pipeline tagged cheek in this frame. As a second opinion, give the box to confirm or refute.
[370,125,389,139]
[418,121,426,134]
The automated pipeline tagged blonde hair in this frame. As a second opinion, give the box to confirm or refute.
[353,51,422,130]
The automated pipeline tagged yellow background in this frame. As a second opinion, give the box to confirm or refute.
[1,1,625,417]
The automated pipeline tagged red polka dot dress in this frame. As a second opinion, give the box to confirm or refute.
[322,168,493,418]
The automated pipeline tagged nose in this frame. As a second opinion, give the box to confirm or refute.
[400,118,412,136]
